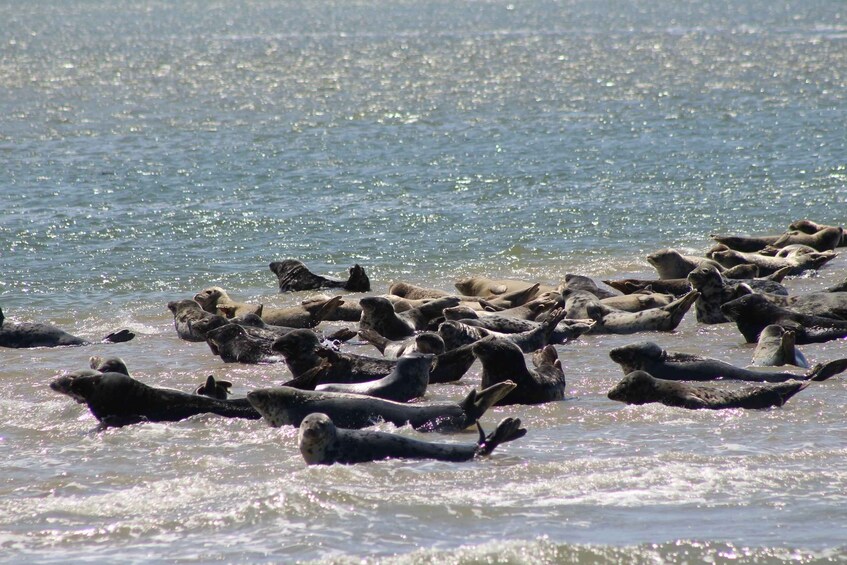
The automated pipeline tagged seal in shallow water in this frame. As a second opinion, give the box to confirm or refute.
[608,341,847,383]
[751,325,808,368]
[167,299,226,342]
[721,294,847,344]
[607,370,822,409]
[269,260,370,292]
[316,353,433,403]
[359,295,462,340]
[0,308,134,349]
[472,336,566,405]
[298,412,526,465]
[50,371,260,427]
[246,380,517,432]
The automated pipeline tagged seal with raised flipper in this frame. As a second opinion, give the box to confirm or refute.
[608,341,847,382]
[565,290,699,335]
[472,336,566,405]
[269,260,370,293]
[50,370,260,427]
[438,308,569,353]
[0,308,134,349]
[246,380,518,432]
[708,245,836,277]
[751,325,809,368]
[607,370,823,410]
[298,412,526,465]
[358,330,445,359]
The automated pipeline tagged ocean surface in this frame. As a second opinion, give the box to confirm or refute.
[1,0,846,562]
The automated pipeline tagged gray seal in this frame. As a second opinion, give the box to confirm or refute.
[358,330,445,359]
[0,308,134,349]
[609,341,847,383]
[269,260,370,292]
[646,249,726,279]
[167,299,226,342]
[298,413,526,465]
[50,371,260,427]
[246,380,517,432]
[721,294,847,344]
[789,220,846,247]
[708,245,836,277]
[607,370,820,410]
[315,353,433,403]
[195,375,233,400]
[565,290,699,335]
[472,336,566,405]
[437,308,570,353]
[359,296,461,340]
[751,325,809,368]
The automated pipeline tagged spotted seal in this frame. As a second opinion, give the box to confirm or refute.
[269,260,370,293]
[565,290,699,335]
[751,325,809,368]
[789,220,846,247]
[359,296,461,340]
[472,336,566,405]
[246,380,517,431]
[721,294,847,344]
[437,308,569,353]
[0,308,134,349]
[193,287,262,317]
[686,265,754,324]
[609,341,847,382]
[167,299,227,342]
[646,249,726,279]
[441,307,596,342]
[315,353,433,402]
[607,370,821,410]
[358,330,445,359]
[454,277,551,297]
[708,245,836,276]
[298,413,526,465]
[50,371,260,427]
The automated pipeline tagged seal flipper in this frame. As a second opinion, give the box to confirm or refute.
[280,362,328,390]
[806,358,847,382]
[474,418,527,456]
[358,328,390,354]
[102,329,135,344]
[325,327,357,343]
[458,381,517,423]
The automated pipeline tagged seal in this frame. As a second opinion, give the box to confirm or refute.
[608,341,847,382]
[721,294,847,344]
[646,249,725,279]
[686,265,754,324]
[50,370,260,427]
[388,282,453,300]
[300,295,362,322]
[272,328,476,385]
[754,291,847,321]
[454,277,551,297]
[193,287,262,317]
[602,278,694,297]
[167,299,227,342]
[246,380,517,431]
[0,308,134,349]
[789,220,846,247]
[358,330,445,359]
[359,296,461,340]
[89,356,131,375]
[479,292,564,321]
[259,295,345,328]
[437,308,569,353]
[297,413,526,465]
[596,291,675,313]
[204,323,280,364]
[826,276,847,293]
[315,353,433,402]
[269,260,370,292]
[565,290,699,335]
[607,370,821,410]
[751,325,809,368]
[707,245,836,276]
[472,336,566,405]
[560,274,618,299]
[441,307,596,342]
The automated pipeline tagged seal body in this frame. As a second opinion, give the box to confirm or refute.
[566,290,699,335]
[167,299,225,342]
[721,294,847,344]
[269,260,370,292]
[647,249,725,279]
[316,353,433,402]
[609,341,847,382]
[50,371,260,427]
[297,413,526,465]
[607,370,814,409]
[246,381,517,431]
[0,308,134,349]
[472,336,566,405]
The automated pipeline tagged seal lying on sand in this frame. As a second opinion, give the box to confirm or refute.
[194,287,263,318]
[565,290,699,335]
[708,245,836,276]
[790,220,846,247]
[298,413,526,465]
[472,336,566,405]
[711,227,842,253]
[0,308,134,349]
[315,353,433,403]
[246,380,517,432]
[607,370,822,410]
[646,249,726,279]
[721,294,847,344]
[454,276,549,297]
[751,325,809,368]
[50,371,260,427]
[269,260,370,292]
[609,341,847,383]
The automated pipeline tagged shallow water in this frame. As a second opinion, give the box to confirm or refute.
[1,0,846,563]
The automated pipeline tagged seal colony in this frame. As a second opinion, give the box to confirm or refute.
[38,218,847,466]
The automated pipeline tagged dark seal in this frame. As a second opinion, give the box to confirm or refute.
[472,336,566,405]
[269,260,370,292]
[0,308,134,349]
[721,294,847,344]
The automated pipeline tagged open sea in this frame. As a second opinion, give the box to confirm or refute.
[1,0,846,562]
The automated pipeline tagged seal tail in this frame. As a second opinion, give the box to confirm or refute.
[102,329,135,344]
[805,358,847,382]
[474,418,527,456]
[459,380,517,422]
[358,328,390,354]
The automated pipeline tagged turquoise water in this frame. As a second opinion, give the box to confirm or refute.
[1,1,846,563]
